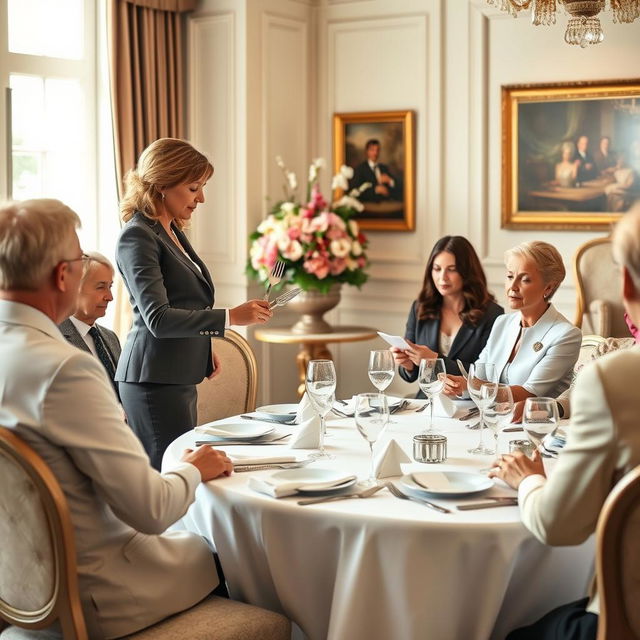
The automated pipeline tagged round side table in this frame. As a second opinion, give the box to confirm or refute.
[254,325,378,396]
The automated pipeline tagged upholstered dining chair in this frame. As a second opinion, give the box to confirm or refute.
[196,329,258,424]
[0,427,290,640]
[573,235,630,338]
[596,464,640,640]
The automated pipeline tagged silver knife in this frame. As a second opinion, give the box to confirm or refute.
[457,407,480,421]
[270,287,302,309]
[457,498,518,510]
[241,414,297,425]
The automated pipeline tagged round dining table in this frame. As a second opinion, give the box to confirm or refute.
[163,403,593,640]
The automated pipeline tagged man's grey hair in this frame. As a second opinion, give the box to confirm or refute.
[0,199,81,290]
[612,201,640,291]
[81,251,114,284]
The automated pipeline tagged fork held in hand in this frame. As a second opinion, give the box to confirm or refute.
[264,260,286,300]
[270,287,302,309]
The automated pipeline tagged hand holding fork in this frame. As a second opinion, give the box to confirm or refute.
[264,260,286,301]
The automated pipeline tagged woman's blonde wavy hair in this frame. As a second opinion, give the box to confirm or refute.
[120,138,214,229]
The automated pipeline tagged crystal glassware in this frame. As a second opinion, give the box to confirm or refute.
[305,359,337,458]
[467,362,498,455]
[354,393,389,485]
[417,358,446,433]
[483,384,515,456]
[522,397,559,457]
[368,350,395,395]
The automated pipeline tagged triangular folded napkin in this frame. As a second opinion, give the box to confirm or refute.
[373,439,411,479]
[289,415,322,449]
[248,473,356,498]
[296,393,317,423]
[431,394,456,418]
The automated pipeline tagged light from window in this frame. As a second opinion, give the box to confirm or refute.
[8,0,84,60]
[10,74,87,215]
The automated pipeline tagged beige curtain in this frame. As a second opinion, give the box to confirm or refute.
[107,0,196,340]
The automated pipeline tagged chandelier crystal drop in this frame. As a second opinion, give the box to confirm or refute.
[486,0,639,45]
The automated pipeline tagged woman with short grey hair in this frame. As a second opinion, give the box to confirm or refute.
[444,240,581,403]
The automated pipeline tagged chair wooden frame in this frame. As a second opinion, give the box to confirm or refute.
[596,464,640,640]
[573,234,613,330]
[0,427,88,639]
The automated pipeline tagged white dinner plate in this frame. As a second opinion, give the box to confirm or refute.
[197,423,275,440]
[401,471,493,497]
[270,468,358,494]
[255,404,299,422]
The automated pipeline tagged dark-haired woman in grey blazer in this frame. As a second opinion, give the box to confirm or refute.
[116,139,272,469]
[394,236,503,398]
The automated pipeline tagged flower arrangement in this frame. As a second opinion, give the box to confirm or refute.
[246,157,371,293]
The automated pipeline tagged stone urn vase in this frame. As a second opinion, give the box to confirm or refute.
[286,283,342,334]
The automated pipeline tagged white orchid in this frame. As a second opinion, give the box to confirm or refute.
[313,157,325,169]
[339,164,353,179]
[286,171,297,191]
[332,173,349,191]
[281,201,296,213]
[334,195,364,212]
[308,164,318,183]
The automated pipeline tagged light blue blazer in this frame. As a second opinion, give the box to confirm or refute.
[476,304,582,398]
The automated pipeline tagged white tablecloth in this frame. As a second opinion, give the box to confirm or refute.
[163,406,594,640]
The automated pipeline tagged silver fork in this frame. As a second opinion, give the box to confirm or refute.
[264,260,286,300]
[385,482,451,514]
[297,483,385,505]
[234,458,315,473]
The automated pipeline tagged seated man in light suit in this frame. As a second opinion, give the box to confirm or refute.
[0,199,233,639]
[59,251,121,397]
[490,203,640,640]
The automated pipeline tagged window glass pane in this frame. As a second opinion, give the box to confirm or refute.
[8,0,84,59]
[10,74,89,217]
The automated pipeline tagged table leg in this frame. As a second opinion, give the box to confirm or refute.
[296,342,334,397]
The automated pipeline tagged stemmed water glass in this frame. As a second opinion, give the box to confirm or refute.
[305,359,337,459]
[368,350,395,396]
[354,393,389,486]
[522,397,559,458]
[467,362,498,455]
[417,358,446,433]
[483,384,515,456]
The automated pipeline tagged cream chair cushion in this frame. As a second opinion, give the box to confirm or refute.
[196,331,257,424]
[0,450,54,612]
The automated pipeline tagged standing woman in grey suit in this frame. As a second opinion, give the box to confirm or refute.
[116,138,272,469]
[393,236,503,397]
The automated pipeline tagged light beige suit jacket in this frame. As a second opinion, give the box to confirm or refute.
[518,344,640,614]
[0,301,218,639]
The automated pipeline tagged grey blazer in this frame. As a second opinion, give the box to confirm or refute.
[115,212,226,385]
[58,318,122,375]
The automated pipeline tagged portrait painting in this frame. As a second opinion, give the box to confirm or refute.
[502,80,640,230]
[333,110,415,231]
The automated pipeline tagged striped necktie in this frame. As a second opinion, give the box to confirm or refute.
[88,326,117,386]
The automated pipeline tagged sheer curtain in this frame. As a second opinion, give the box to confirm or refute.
[107,0,196,340]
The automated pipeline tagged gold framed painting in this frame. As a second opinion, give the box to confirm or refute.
[501,80,640,230]
[333,110,415,231]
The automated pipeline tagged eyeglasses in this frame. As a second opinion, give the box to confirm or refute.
[61,253,90,265]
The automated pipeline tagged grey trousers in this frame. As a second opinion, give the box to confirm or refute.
[120,382,197,470]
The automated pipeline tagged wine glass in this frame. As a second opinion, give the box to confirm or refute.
[467,362,498,455]
[522,397,559,457]
[305,359,337,458]
[417,358,446,433]
[368,350,395,395]
[354,393,389,486]
[483,384,515,456]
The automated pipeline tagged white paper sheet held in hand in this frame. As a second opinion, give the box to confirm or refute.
[373,439,411,479]
[377,331,411,350]
[289,415,322,449]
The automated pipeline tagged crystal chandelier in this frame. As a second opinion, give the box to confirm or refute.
[486,0,640,47]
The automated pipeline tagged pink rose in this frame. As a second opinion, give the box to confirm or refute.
[329,257,347,275]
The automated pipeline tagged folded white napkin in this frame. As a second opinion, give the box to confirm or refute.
[248,473,356,498]
[289,415,322,449]
[296,393,317,423]
[431,394,456,418]
[229,454,297,466]
[373,439,411,479]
